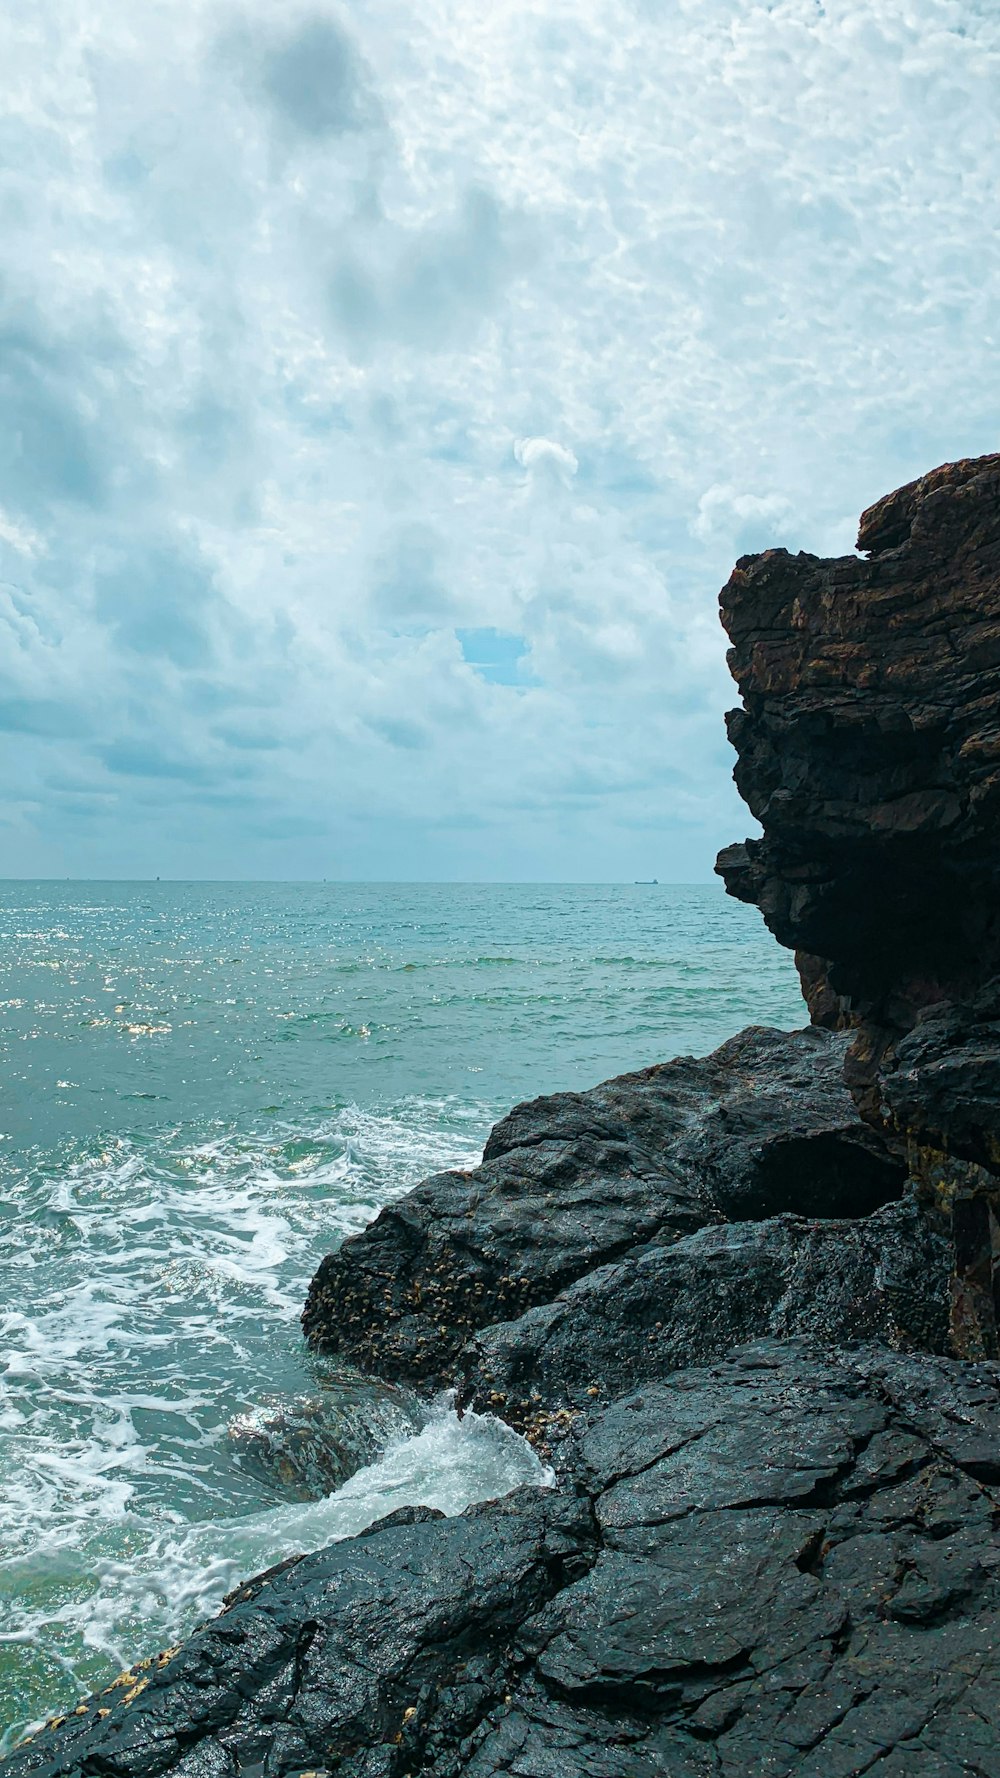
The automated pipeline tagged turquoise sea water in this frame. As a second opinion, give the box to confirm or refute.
[0,881,802,1746]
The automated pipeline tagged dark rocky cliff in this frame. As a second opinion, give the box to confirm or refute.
[716,455,1000,1028]
[8,457,1000,1778]
[716,454,1000,1357]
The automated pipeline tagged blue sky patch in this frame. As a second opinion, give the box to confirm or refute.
[457,628,532,686]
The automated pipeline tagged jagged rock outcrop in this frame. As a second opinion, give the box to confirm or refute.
[303,1025,903,1388]
[455,1195,950,1440]
[8,457,999,1778]
[11,1344,1000,1778]
[716,453,1000,1032]
[716,454,1000,1354]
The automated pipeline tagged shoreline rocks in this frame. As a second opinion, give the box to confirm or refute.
[7,456,1000,1778]
[303,1024,904,1391]
[11,1343,1000,1777]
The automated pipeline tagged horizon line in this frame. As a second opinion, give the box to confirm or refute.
[0,875,725,887]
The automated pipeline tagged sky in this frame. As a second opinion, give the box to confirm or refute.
[0,0,997,881]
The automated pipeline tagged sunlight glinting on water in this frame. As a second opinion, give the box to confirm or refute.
[0,881,803,1746]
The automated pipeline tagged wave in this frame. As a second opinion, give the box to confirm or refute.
[0,1100,495,1746]
[0,1400,551,1753]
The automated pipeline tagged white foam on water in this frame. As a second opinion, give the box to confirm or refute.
[0,1098,500,1750]
[88,1401,550,1660]
[1,1403,551,1753]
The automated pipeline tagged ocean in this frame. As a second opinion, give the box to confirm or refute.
[0,880,802,1746]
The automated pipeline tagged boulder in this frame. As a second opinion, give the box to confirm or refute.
[303,1025,902,1388]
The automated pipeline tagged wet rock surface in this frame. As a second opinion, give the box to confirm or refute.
[455,1195,951,1438]
[11,1344,1000,1778]
[303,1024,902,1389]
[8,459,1000,1777]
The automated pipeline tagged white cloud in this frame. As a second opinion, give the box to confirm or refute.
[692,486,797,548]
[514,435,580,488]
[0,510,45,559]
[0,0,996,877]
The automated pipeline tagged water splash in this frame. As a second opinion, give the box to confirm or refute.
[0,1100,490,1747]
[0,1399,551,1754]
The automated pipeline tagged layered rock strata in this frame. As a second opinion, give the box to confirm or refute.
[715,453,1000,1355]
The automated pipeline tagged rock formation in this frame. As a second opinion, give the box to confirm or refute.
[11,1345,1000,1777]
[7,456,1000,1778]
[303,1025,906,1391]
[716,453,1000,1356]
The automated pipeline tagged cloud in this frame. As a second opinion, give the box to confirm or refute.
[0,509,45,559]
[213,724,284,751]
[370,523,454,621]
[0,0,996,879]
[369,714,428,750]
[0,697,87,738]
[93,538,222,668]
[255,13,382,141]
[98,740,219,782]
[0,321,111,513]
[328,185,532,353]
[691,485,797,551]
[514,436,580,491]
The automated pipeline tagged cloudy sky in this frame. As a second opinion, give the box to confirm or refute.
[1,0,997,880]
